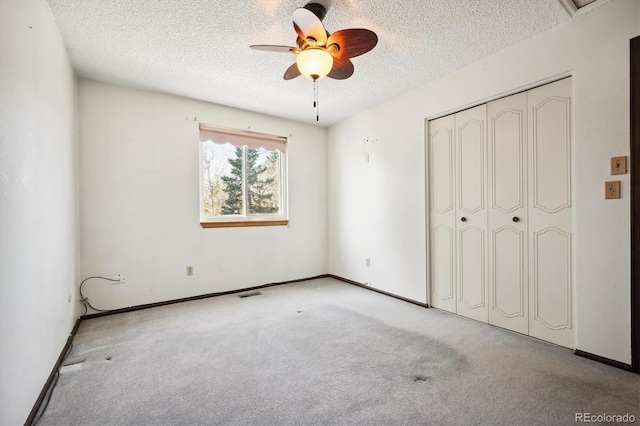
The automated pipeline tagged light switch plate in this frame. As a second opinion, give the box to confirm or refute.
[611,156,627,175]
[605,181,621,199]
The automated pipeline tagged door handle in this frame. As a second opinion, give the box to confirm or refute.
[461,217,467,222]
[512,217,520,222]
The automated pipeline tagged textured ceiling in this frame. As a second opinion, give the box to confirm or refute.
[47,0,571,126]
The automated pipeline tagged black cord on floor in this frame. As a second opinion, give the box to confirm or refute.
[32,343,73,425]
[79,276,120,313]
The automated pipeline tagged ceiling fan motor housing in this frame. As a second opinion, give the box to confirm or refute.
[304,3,327,21]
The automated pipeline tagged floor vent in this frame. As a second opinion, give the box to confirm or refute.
[238,291,262,298]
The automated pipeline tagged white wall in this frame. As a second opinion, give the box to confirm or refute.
[0,1,79,424]
[78,80,327,310]
[328,0,639,364]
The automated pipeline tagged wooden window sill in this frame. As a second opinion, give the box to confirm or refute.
[200,220,289,229]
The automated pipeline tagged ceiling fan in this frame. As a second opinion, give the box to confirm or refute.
[250,2,378,120]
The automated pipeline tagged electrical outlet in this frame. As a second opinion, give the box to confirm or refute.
[365,258,370,267]
[605,181,621,199]
[113,274,126,284]
[186,265,194,276]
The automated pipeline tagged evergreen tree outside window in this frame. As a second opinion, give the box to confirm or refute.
[199,124,288,228]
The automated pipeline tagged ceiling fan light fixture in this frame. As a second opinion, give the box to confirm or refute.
[249,2,378,120]
[296,48,333,81]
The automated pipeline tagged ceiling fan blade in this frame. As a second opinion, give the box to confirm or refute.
[283,63,301,80]
[327,29,378,59]
[250,45,300,53]
[293,7,327,45]
[327,57,354,80]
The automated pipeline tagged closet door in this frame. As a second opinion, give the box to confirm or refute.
[488,92,528,334]
[455,105,488,322]
[527,78,574,348]
[429,114,457,313]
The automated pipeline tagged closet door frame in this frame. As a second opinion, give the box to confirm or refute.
[426,75,575,349]
[630,36,640,374]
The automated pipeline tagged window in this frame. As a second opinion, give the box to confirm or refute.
[199,124,288,228]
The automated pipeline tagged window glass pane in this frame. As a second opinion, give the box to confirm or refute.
[247,147,280,215]
[202,141,243,216]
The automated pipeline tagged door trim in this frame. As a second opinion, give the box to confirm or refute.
[630,36,640,374]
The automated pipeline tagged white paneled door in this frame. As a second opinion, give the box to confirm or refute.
[488,92,528,335]
[527,78,573,348]
[455,105,488,323]
[427,77,573,348]
[429,114,456,313]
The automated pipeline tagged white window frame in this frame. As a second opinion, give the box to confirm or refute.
[198,125,289,228]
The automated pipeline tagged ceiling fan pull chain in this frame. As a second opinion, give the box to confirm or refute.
[316,79,319,122]
[311,78,319,122]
